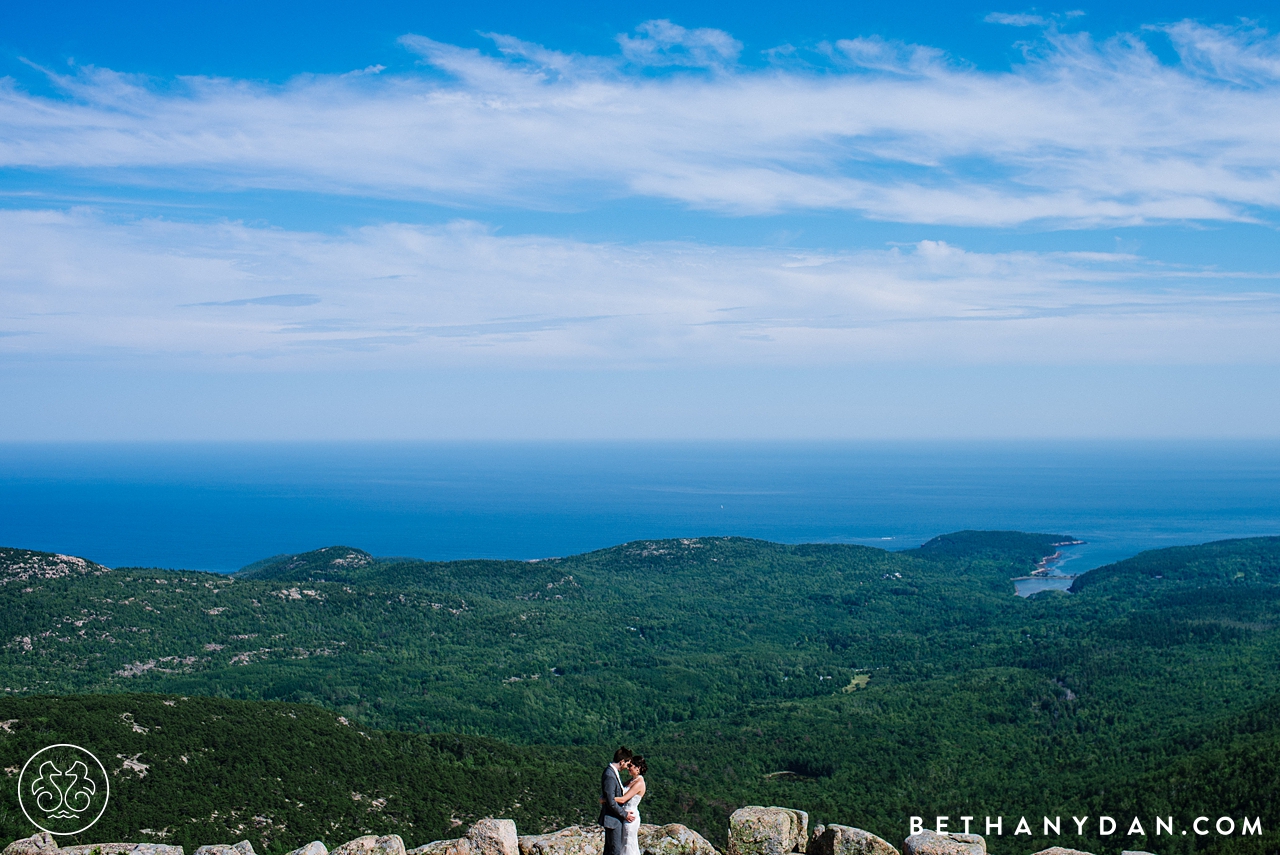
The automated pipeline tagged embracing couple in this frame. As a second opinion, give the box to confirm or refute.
[598,747,648,855]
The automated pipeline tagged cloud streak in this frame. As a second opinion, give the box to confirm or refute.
[189,294,320,307]
[1,20,1280,225]
[1,209,1276,368]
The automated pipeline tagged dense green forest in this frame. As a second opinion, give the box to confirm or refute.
[2,533,1278,855]
[0,694,597,852]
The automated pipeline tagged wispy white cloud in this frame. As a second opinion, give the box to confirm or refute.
[1161,19,1280,86]
[985,13,1051,27]
[187,294,321,307]
[617,20,743,68]
[2,209,1276,368]
[984,11,1086,28]
[1,20,1280,224]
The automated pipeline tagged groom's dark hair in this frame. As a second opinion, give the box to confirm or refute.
[613,747,634,763]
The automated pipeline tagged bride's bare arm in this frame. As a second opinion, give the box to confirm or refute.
[614,776,646,803]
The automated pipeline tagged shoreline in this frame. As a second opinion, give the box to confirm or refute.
[1014,541,1088,595]
[1013,574,1079,582]
[1030,540,1088,576]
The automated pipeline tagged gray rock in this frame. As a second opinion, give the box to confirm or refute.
[516,827,604,855]
[637,824,718,855]
[59,846,183,855]
[477,821,520,855]
[1120,851,1156,855]
[1031,849,1095,855]
[466,821,519,855]
[728,808,789,855]
[810,826,898,855]
[410,821,519,855]
[132,847,185,855]
[285,844,328,855]
[902,832,985,855]
[788,812,809,853]
[517,823,711,855]
[407,844,457,855]
[332,837,406,855]
[194,842,256,855]
[3,834,58,855]
[408,845,457,855]
[729,807,809,855]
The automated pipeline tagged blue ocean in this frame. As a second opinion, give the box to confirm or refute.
[2,442,1279,590]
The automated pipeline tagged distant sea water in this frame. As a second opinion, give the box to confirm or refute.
[2,442,1279,593]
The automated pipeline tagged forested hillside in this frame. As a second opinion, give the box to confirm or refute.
[0,534,1065,740]
[0,694,597,853]
[2,534,1279,855]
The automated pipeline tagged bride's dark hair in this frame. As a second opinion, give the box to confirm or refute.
[630,755,647,775]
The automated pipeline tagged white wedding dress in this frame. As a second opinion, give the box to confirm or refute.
[621,787,642,855]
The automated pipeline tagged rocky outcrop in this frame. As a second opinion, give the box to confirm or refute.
[784,811,808,853]
[11,814,1096,855]
[466,820,519,855]
[60,846,183,855]
[902,833,985,855]
[3,838,294,855]
[516,826,603,855]
[728,807,809,855]
[3,821,710,855]
[408,843,455,855]
[1,838,182,855]
[810,825,898,855]
[285,845,328,855]
[3,834,58,855]
[0,548,109,584]
[637,824,718,855]
[411,821,519,855]
[332,837,406,855]
[194,842,257,855]
[515,823,712,855]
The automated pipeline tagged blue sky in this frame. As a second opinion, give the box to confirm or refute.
[2,1,1279,439]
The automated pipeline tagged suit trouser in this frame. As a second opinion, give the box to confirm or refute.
[602,821,624,855]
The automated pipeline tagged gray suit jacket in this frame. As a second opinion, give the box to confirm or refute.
[598,764,629,828]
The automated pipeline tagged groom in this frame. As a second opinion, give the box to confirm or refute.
[599,747,637,855]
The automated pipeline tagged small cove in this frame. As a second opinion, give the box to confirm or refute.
[1012,542,1079,596]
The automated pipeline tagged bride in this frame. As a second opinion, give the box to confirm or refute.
[613,755,647,855]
